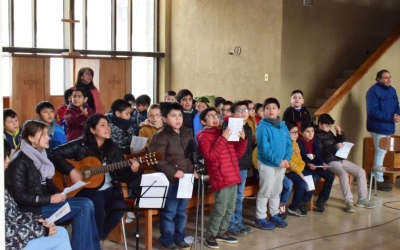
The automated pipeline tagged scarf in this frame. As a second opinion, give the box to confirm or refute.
[109,114,132,130]
[20,140,55,179]
[264,116,281,128]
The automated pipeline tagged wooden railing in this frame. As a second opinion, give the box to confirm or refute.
[315,25,400,116]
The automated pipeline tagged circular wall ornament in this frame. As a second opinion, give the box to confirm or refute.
[233,46,241,56]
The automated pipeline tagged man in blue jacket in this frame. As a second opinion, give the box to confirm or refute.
[366,69,400,191]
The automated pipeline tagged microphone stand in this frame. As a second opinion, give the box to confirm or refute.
[193,159,206,250]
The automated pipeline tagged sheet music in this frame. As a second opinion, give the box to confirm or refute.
[304,175,315,191]
[227,117,243,141]
[315,165,330,168]
[46,203,71,223]
[61,181,89,195]
[335,142,354,159]
[139,172,169,208]
[177,174,194,199]
[130,136,148,153]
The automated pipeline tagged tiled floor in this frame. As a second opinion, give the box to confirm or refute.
[103,179,400,250]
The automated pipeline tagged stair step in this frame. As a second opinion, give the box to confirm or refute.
[316,98,327,108]
[334,78,347,88]
[343,69,356,78]
[325,88,337,98]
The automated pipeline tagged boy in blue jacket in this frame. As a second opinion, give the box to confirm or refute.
[255,98,292,230]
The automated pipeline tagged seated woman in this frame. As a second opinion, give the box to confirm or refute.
[49,114,141,243]
[6,121,101,250]
[4,138,71,250]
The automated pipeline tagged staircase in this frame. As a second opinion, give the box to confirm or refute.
[310,69,356,120]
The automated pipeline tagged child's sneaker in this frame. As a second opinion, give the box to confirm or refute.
[228,226,247,237]
[356,199,376,209]
[287,207,306,217]
[216,232,238,243]
[238,222,254,233]
[254,218,275,230]
[269,214,288,228]
[205,235,219,249]
[162,243,179,250]
[299,201,308,215]
[345,201,355,213]
[313,201,325,212]
[175,242,190,250]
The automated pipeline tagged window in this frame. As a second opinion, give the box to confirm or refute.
[2,0,161,100]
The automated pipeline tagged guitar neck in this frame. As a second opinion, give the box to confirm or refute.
[92,160,132,175]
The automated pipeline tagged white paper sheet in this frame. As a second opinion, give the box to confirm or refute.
[61,181,89,195]
[46,202,71,223]
[130,136,148,153]
[315,165,330,168]
[304,175,315,191]
[227,117,243,141]
[335,142,354,159]
[177,174,194,199]
[139,172,170,208]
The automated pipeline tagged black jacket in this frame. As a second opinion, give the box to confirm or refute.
[49,138,141,192]
[6,151,61,215]
[314,128,346,163]
[282,106,313,126]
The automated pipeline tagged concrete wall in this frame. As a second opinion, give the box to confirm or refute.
[169,0,283,103]
[280,0,400,107]
[329,39,400,166]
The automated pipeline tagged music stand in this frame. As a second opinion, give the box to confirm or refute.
[131,173,169,250]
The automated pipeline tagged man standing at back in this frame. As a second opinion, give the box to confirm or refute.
[366,69,400,191]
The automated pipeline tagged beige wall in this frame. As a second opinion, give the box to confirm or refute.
[280,0,400,107]
[329,40,400,166]
[169,0,283,104]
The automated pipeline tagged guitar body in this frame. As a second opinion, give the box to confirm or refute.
[64,157,106,197]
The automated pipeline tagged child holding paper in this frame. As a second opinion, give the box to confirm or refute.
[6,120,101,249]
[315,114,375,212]
[285,123,313,217]
[149,102,197,250]
[197,107,247,248]
[297,121,334,213]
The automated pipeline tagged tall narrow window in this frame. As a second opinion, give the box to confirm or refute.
[14,0,33,47]
[74,0,83,50]
[116,0,129,51]
[132,0,155,52]
[2,0,9,46]
[87,0,111,50]
[131,57,154,98]
[37,0,63,48]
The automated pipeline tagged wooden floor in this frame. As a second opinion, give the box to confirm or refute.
[103,179,400,250]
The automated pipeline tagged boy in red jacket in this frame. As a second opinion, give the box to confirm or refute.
[196,107,247,249]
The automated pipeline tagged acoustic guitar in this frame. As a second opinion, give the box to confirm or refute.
[53,152,162,197]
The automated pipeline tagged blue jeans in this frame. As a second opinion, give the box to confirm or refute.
[280,175,293,204]
[41,197,101,250]
[229,169,247,230]
[370,132,389,182]
[77,187,126,241]
[25,226,71,250]
[159,183,190,247]
[286,170,313,208]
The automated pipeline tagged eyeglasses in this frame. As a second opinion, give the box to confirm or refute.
[148,114,161,118]
[206,114,219,119]
[220,109,231,113]
[235,109,249,114]
[290,131,299,135]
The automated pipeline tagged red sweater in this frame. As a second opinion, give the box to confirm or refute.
[64,103,95,141]
[196,127,248,191]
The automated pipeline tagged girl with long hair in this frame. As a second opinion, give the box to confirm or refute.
[50,114,141,244]
[74,67,104,114]
[6,120,101,250]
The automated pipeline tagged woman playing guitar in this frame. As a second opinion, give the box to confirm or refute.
[49,114,141,245]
